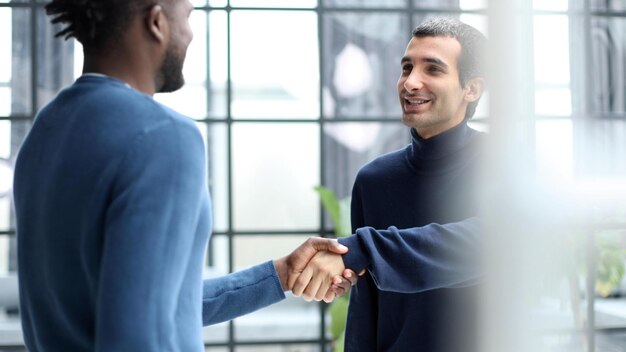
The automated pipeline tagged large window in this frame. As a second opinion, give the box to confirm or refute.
[0,0,625,351]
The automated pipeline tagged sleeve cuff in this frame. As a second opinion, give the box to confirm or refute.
[338,231,371,274]
[265,260,287,301]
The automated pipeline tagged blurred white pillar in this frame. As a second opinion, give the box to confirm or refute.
[481,1,548,352]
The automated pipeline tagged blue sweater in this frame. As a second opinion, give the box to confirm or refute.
[13,75,285,352]
[339,123,483,352]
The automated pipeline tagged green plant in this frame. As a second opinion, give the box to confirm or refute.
[314,186,351,352]
[560,230,626,334]
[595,233,626,297]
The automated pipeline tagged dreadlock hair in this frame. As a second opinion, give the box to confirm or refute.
[45,0,155,54]
[412,17,487,119]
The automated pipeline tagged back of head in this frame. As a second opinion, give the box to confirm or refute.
[45,0,154,54]
[413,17,487,119]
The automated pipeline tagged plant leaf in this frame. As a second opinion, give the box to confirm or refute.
[333,331,345,352]
[328,295,349,339]
[314,186,342,231]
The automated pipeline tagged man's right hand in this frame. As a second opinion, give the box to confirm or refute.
[290,249,346,302]
[273,237,347,290]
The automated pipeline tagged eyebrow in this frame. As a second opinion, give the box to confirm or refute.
[400,56,449,69]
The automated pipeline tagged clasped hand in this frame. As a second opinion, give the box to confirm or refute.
[274,237,357,303]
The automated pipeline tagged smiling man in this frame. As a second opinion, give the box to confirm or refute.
[342,17,486,351]
[301,17,487,351]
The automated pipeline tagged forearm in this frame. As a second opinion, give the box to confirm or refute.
[339,217,483,293]
[202,261,285,325]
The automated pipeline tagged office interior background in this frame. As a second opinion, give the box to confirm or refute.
[0,0,625,351]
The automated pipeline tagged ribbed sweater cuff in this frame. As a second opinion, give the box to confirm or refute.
[338,232,371,273]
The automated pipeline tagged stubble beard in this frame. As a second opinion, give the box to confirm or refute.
[157,43,186,93]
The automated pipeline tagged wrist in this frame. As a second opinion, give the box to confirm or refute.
[273,257,289,291]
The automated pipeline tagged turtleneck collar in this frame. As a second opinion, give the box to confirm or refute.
[406,122,480,172]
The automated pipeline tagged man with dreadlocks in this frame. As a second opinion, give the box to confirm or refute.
[12,1,354,351]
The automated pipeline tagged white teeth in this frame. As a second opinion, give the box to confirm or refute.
[406,99,429,105]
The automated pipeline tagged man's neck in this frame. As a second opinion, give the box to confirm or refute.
[82,54,156,96]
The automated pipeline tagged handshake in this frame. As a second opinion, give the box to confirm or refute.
[273,237,358,303]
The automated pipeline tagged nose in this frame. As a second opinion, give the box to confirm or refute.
[403,70,424,91]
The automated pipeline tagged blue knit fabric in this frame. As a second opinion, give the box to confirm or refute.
[13,75,285,352]
[339,122,484,352]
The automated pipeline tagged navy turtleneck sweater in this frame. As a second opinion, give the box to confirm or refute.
[338,122,484,352]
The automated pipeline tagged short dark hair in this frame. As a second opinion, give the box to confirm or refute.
[412,17,487,119]
[45,0,155,54]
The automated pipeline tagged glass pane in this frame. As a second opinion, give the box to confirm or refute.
[597,332,626,352]
[0,196,9,233]
[467,119,489,133]
[0,8,10,84]
[37,9,75,111]
[0,120,9,160]
[539,333,585,352]
[73,41,84,81]
[208,10,228,119]
[233,235,309,271]
[322,122,408,201]
[232,123,320,231]
[535,119,573,186]
[206,234,229,276]
[230,0,316,8]
[412,0,486,10]
[323,0,406,8]
[590,16,626,115]
[234,296,320,341]
[202,321,229,345]
[0,88,9,116]
[535,89,572,116]
[534,15,571,116]
[472,90,489,119]
[155,85,207,119]
[574,118,626,178]
[458,13,488,35]
[155,10,208,119]
[533,0,569,11]
[231,11,319,119]
[7,120,32,162]
[591,0,626,11]
[235,345,318,352]
[3,119,30,234]
[0,235,10,274]
[195,122,229,233]
[459,0,487,10]
[412,13,488,38]
[204,347,228,352]
[8,7,32,115]
[322,13,407,119]
[0,159,11,200]
[0,7,8,116]
[209,0,227,7]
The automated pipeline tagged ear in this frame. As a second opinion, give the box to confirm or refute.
[145,4,169,45]
[463,77,485,103]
